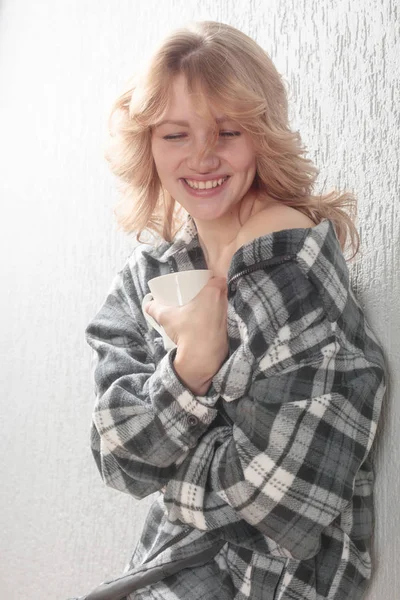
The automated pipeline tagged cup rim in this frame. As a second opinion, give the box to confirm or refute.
[147,269,212,286]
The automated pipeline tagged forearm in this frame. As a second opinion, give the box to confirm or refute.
[91,349,218,458]
[86,293,221,499]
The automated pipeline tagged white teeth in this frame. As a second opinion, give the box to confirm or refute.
[184,177,228,190]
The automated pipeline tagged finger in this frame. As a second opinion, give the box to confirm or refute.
[144,298,157,319]
[145,299,172,326]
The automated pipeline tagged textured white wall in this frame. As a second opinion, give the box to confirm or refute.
[0,1,398,598]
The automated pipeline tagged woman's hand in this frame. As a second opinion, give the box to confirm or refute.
[145,276,229,395]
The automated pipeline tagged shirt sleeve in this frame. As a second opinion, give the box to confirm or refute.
[85,261,220,499]
[162,258,387,560]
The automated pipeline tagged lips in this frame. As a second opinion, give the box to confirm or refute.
[180,176,230,196]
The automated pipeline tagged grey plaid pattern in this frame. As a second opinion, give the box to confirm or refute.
[80,217,386,600]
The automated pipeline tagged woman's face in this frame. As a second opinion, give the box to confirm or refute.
[151,74,257,222]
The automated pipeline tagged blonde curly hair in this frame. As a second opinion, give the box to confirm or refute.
[105,20,359,260]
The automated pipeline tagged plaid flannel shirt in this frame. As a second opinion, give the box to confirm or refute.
[80,217,386,600]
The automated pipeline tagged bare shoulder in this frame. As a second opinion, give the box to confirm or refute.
[236,202,316,249]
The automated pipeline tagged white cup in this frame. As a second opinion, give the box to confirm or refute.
[141,269,213,350]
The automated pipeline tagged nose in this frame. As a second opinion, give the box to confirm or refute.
[186,138,221,173]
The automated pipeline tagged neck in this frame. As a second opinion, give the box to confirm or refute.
[194,215,239,267]
[191,191,261,266]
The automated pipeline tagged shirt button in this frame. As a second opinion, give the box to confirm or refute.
[187,415,198,427]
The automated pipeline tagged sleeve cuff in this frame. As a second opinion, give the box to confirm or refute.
[168,348,220,407]
[149,349,219,448]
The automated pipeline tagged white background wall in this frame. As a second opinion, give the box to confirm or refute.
[0,1,398,598]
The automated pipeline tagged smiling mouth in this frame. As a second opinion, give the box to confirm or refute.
[182,176,230,190]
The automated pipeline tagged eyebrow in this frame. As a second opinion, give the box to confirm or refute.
[156,117,230,128]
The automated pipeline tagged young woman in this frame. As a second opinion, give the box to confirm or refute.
[73,21,386,600]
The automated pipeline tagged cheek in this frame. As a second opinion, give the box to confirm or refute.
[228,154,257,173]
[152,150,170,177]
[224,141,256,172]
[244,152,257,174]
[152,144,181,176]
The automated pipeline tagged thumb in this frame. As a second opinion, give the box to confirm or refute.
[144,298,157,319]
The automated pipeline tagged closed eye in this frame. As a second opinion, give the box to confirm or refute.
[220,131,241,137]
[163,131,241,140]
